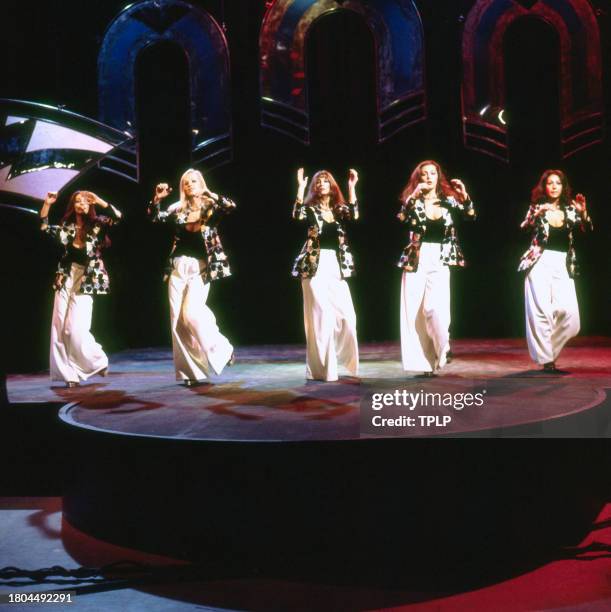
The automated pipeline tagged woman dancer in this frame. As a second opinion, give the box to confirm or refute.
[149,169,235,386]
[40,190,122,387]
[397,160,475,375]
[292,168,360,381]
[518,169,592,372]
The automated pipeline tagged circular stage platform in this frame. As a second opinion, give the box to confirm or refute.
[8,339,611,586]
[20,337,611,441]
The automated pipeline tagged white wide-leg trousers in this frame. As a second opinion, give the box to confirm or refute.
[168,256,233,381]
[525,249,580,364]
[400,242,451,373]
[301,249,359,381]
[50,263,108,382]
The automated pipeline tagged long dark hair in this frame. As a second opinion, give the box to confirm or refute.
[304,170,346,211]
[530,169,572,207]
[61,191,111,248]
[400,160,458,203]
[61,191,98,228]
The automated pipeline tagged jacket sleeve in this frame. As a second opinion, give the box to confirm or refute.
[570,206,593,233]
[292,199,307,221]
[148,200,179,223]
[446,196,476,220]
[397,197,415,223]
[40,214,63,240]
[520,204,539,230]
[578,214,593,232]
[205,195,236,226]
[217,195,236,213]
[336,201,359,222]
[98,204,122,226]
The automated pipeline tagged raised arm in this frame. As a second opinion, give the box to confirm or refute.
[201,190,236,225]
[205,189,236,213]
[448,179,476,219]
[148,183,174,222]
[292,167,309,221]
[572,193,593,232]
[89,192,122,225]
[397,179,428,223]
[520,203,552,230]
[335,168,360,221]
[397,198,412,223]
[40,191,61,237]
[346,168,360,220]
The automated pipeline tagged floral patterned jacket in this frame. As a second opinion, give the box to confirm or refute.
[291,200,359,279]
[148,195,236,282]
[397,196,476,272]
[517,203,592,278]
[41,205,121,295]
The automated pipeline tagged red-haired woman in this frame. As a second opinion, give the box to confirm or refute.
[518,170,592,371]
[397,160,475,375]
[292,168,359,381]
[40,190,122,387]
[149,168,235,386]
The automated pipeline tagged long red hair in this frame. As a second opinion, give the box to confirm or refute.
[304,170,346,211]
[530,169,572,207]
[400,160,457,203]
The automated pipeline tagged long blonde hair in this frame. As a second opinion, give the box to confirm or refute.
[179,168,215,210]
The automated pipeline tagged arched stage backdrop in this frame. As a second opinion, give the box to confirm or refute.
[0,0,608,372]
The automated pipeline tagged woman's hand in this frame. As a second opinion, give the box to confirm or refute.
[573,193,587,216]
[450,179,469,202]
[44,191,58,206]
[410,182,428,200]
[153,183,172,204]
[296,167,308,203]
[88,192,108,208]
[40,191,58,220]
[297,168,308,190]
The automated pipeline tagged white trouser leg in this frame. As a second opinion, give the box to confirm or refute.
[301,249,359,381]
[525,250,580,364]
[50,264,108,382]
[168,256,233,381]
[400,242,451,372]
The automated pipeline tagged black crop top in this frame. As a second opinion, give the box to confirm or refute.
[546,224,570,252]
[65,244,89,266]
[423,217,445,243]
[174,226,206,259]
[319,220,340,250]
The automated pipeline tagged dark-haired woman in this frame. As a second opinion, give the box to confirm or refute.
[149,168,235,386]
[518,170,592,372]
[292,168,359,381]
[397,160,475,375]
[40,190,122,387]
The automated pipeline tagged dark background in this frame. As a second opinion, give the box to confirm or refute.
[1,0,609,373]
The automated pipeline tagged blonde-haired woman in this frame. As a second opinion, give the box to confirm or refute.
[292,168,360,381]
[149,169,235,386]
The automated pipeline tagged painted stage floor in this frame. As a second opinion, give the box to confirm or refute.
[7,338,611,440]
